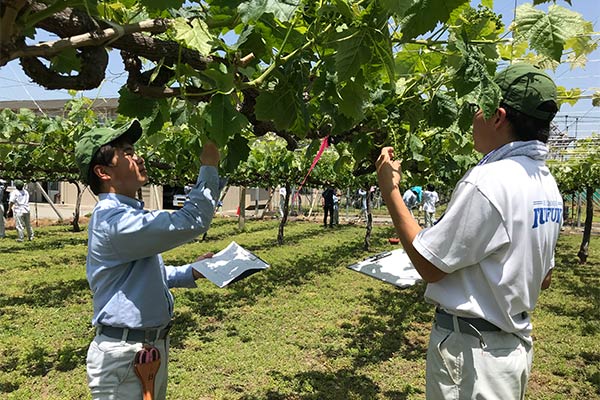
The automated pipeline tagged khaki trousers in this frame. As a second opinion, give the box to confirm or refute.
[426,321,532,399]
[87,333,169,400]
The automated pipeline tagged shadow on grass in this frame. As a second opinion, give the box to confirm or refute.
[198,219,283,243]
[339,284,431,368]
[173,228,374,347]
[0,278,90,309]
[238,368,421,399]
[0,235,88,255]
[0,342,88,395]
[173,222,431,376]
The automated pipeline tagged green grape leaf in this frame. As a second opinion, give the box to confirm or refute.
[498,41,529,61]
[457,103,474,132]
[395,45,444,75]
[201,65,235,94]
[203,94,249,147]
[117,87,160,119]
[305,138,321,160]
[255,88,304,133]
[557,86,582,107]
[335,27,371,81]
[238,0,300,23]
[222,134,251,173]
[351,133,374,163]
[139,0,183,11]
[408,134,424,161]
[338,79,367,121]
[592,92,600,108]
[429,92,458,129]
[380,0,415,17]
[50,49,81,74]
[334,154,352,173]
[401,0,469,41]
[173,18,213,55]
[478,77,502,120]
[514,4,586,61]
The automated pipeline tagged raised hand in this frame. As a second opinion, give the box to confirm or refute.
[200,141,220,167]
[376,147,402,193]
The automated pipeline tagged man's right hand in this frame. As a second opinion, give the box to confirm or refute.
[200,141,220,167]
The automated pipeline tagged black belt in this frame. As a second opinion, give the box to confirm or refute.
[98,321,172,343]
[435,308,501,345]
[436,308,501,332]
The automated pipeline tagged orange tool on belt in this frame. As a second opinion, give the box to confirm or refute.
[134,345,161,400]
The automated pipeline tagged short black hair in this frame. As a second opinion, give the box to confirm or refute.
[427,183,435,191]
[501,101,558,143]
[87,135,133,195]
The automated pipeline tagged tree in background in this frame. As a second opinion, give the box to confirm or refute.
[550,135,600,263]
[1,0,597,177]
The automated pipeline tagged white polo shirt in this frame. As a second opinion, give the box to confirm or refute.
[413,155,562,343]
[9,188,30,215]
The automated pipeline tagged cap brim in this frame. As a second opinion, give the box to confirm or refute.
[116,119,142,144]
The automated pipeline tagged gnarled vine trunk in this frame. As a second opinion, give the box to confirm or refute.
[577,186,594,264]
[72,181,83,232]
[363,187,372,251]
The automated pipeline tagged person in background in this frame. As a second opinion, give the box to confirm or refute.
[279,186,287,218]
[376,63,562,398]
[322,186,335,227]
[402,187,419,216]
[8,179,33,242]
[422,183,439,227]
[75,119,221,400]
[0,179,6,239]
[358,188,367,220]
[332,190,340,226]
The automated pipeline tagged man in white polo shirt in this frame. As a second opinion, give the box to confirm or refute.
[376,63,563,399]
[9,179,34,242]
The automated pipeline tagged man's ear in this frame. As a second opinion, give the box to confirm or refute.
[494,107,508,128]
[92,165,111,182]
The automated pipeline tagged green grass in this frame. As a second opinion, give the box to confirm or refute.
[0,218,598,399]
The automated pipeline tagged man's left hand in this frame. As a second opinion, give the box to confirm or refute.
[192,252,214,280]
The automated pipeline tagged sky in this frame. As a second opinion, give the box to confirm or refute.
[0,0,598,138]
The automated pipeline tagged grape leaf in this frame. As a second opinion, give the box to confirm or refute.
[429,92,458,129]
[173,18,213,55]
[335,27,371,81]
[514,4,586,61]
[203,94,249,146]
[401,0,469,41]
[238,0,300,23]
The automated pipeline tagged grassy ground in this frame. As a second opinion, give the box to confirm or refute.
[0,218,598,399]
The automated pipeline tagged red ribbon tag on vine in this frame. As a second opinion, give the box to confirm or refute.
[293,136,329,203]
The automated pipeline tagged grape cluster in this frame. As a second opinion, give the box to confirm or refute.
[471,5,504,31]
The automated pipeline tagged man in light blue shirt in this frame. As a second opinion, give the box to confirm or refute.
[75,119,220,400]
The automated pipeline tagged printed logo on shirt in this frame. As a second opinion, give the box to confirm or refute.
[532,200,563,229]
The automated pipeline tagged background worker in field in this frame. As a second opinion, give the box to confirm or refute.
[376,63,563,399]
[9,179,33,242]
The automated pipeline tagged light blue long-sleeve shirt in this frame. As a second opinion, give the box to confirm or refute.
[87,166,219,329]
